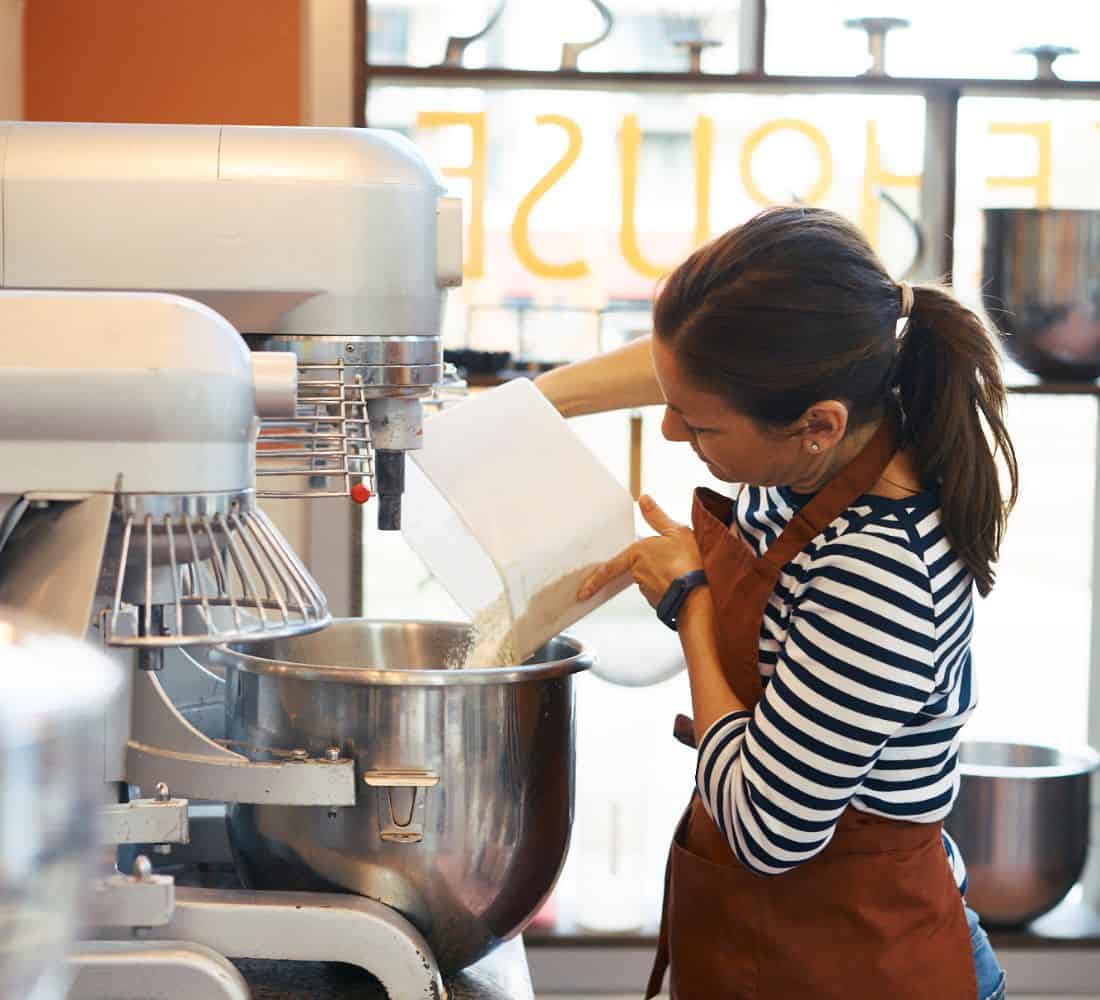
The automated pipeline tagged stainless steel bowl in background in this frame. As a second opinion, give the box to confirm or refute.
[0,610,123,1000]
[214,619,593,973]
[944,741,1100,927]
[982,208,1100,381]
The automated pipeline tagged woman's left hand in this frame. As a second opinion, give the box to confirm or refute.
[578,495,703,608]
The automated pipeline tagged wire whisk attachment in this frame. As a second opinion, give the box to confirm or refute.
[102,492,330,648]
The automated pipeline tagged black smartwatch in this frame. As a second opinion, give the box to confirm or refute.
[656,570,708,631]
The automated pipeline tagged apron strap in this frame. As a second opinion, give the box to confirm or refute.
[647,801,695,998]
[673,712,698,749]
[761,413,899,572]
[646,856,672,999]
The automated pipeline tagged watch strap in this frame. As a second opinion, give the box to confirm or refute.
[656,569,708,631]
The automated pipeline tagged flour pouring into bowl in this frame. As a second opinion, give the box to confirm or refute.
[404,379,636,669]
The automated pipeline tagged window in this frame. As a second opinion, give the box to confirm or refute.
[361,0,1100,929]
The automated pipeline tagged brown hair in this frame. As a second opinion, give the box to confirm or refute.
[654,206,1018,597]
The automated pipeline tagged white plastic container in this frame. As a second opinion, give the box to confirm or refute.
[403,378,635,664]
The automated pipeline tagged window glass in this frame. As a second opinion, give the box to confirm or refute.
[369,85,925,361]
[360,6,1100,931]
[952,94,1099,746]
[368,0,742,73]
[766,0,1100,80]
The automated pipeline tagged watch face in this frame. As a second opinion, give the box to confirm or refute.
[659,571,706,631]
[658,579,687,630]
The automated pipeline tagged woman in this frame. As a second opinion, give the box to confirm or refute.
[536,207,1017,1000]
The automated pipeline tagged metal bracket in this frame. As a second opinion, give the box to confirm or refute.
[843,16,910,77]
[560,0,614,69]
[88,871,176,929]
[67,940,250,1000]
[1017,44,1078,80]
[364,769,439,844]
[441,0,506,67]
[154,803,233,867]
[102,797,190,845]
[135,887,445,1000]
[126,669,355,805]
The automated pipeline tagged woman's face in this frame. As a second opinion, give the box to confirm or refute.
[652,335,810,487]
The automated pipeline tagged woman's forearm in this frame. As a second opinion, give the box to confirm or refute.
[533,335,663,417]
[678,587,747,736]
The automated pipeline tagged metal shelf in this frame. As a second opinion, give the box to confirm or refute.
[1008,382,1100,396]
[365,64,1100,99]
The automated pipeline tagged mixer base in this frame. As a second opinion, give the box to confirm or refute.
[73,867,536,998]
[67,940,250,1000]
[134,887,445,1000]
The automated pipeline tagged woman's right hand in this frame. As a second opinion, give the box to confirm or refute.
[578,495,702,608]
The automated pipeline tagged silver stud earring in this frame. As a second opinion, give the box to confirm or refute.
[810,441,821,453]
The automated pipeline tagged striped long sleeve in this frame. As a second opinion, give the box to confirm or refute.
[694,491,972,878]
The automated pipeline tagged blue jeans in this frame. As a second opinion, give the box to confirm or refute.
[967,904,1006,1000]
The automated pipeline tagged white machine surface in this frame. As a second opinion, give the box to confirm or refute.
[0,122,462,336]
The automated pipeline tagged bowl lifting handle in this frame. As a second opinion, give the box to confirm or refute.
[363,769,440,844]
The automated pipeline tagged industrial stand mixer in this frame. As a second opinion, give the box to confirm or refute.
[0,289,455,998]
[0,123,545,999]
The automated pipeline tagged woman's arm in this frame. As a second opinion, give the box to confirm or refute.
[678,587,748,736]
[533,335,663,417]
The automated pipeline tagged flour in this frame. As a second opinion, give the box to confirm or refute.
[447,566,596,669]
[447,592,518,669]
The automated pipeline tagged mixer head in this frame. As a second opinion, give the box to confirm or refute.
[0,122,464,531]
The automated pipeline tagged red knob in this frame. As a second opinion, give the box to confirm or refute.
[350,483,372,504]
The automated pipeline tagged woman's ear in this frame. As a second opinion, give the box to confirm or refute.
[794,401,849,454]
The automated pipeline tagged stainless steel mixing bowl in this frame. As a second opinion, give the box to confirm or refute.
[0,611,123,999]
[982,208,1100,380]
[214,618,593,972]
[944,741,1100,926]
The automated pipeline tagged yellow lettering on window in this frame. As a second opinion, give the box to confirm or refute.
[511,114,589,279]
[620,114,714,281]
[985,122,1052,208]
[740,118,834,207]
[416,111,488,279]
[693,115,714,249]
[861,121,921,249]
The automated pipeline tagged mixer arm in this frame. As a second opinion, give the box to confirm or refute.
[0,494,112,638]
[126,669,355,806]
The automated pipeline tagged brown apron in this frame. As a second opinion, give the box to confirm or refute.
[646,418,977,1000]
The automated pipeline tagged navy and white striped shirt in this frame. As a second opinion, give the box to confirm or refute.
[696,484,974,889]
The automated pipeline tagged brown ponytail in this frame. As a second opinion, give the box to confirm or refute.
[654,205,1018,597]
[894,286,1018,595]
